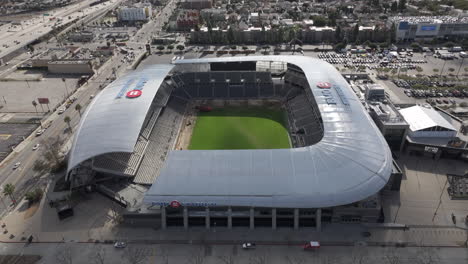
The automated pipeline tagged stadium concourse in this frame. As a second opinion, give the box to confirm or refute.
[66,56,401,230]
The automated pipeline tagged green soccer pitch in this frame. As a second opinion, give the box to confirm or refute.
[188,107,291,150]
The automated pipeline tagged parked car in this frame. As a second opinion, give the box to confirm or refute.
[32,144,40,151]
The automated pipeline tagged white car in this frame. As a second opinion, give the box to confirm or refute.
[58,107,65,114]
[242,243,256,249]
[32,144,40,151]
[12,162,21,170]
[114,241,127,248]
[36,129,45,136]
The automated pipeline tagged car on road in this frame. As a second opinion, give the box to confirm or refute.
[90,94,95,99]
[58,107,66,114]
[242,243,256,249]
[32,144,40,151]
[12,162,21,170]
[114,241,127,248]
[36,129,45,136]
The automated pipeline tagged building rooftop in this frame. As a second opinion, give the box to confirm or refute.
[390,16,468,24]
[400,105,457,132]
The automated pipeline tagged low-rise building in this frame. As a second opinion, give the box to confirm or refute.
[118,4,152,21]
[181,0,212,10]
[31,48,69,67]
[302,26,336,43]
[390,16,468,42]
[48,60,94,74]
[68,31,94,42]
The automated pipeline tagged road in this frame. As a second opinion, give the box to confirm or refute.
[0,242,467,264]
[0,0,180,214]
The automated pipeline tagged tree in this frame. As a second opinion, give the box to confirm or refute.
[39,136,64,170]
[167,45,174,52]
[227,27,235,44]
[290,38,302,54]
[391,1,398,12]
[2,183,15,204]
[176,45,185,51]
[64,116,72,132]
[25,188,43,205]
[335,25,342,41]
[353,24,359,43]
[311,16,327,27]
[398,0,406,11]
[448,68,455,75]
[156,45,164,52]
[334,42,346,52]
[433,68,439,73]
[75,104,82,117]
[444,41,455,48]
[262,45,270,54]
[411,42,422,52]
[242,46,248,51]
[32,100,38,113]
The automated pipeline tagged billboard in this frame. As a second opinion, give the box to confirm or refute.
[416,24,439,36]
[420,25,437,31]
[37,98,49,104]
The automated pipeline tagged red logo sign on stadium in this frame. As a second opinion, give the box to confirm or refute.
[170,200,181,208]
[126,90,142,98]
[317,82,332,89]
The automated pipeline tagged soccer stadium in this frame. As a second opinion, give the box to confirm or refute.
[67,56,399,229]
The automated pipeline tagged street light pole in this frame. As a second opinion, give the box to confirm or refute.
[456,57,465,78]
[432,175,448,223]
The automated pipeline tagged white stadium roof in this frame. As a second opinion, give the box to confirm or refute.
[67,64,174,174]
[68,56,392,208]
[399,105,456,132]
[145,56,392,208]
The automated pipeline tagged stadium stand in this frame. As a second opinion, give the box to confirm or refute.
[134,97,187,184]
[89,67,323,184]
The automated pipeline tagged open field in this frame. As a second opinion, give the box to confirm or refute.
[189,107,290,150]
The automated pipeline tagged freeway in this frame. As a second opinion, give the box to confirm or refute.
[0,0,122,64]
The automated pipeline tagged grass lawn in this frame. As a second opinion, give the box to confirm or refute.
[189,107,290,150]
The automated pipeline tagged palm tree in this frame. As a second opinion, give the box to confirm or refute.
[75,104,82,117]
[64,116,72,132]
[3,183,15,204]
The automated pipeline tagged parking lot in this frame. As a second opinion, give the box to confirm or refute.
[0,71,79,113]
[0,122,37,162]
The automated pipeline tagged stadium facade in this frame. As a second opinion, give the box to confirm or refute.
[67,56,398,230]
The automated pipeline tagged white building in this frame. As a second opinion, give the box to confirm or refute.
[118,5,152,21]
[399,105,457,138]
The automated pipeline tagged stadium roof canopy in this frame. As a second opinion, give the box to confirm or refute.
[67,64,174,174]
[399,105,456,132]
[68,56,392,208]
[144,56,393,208]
